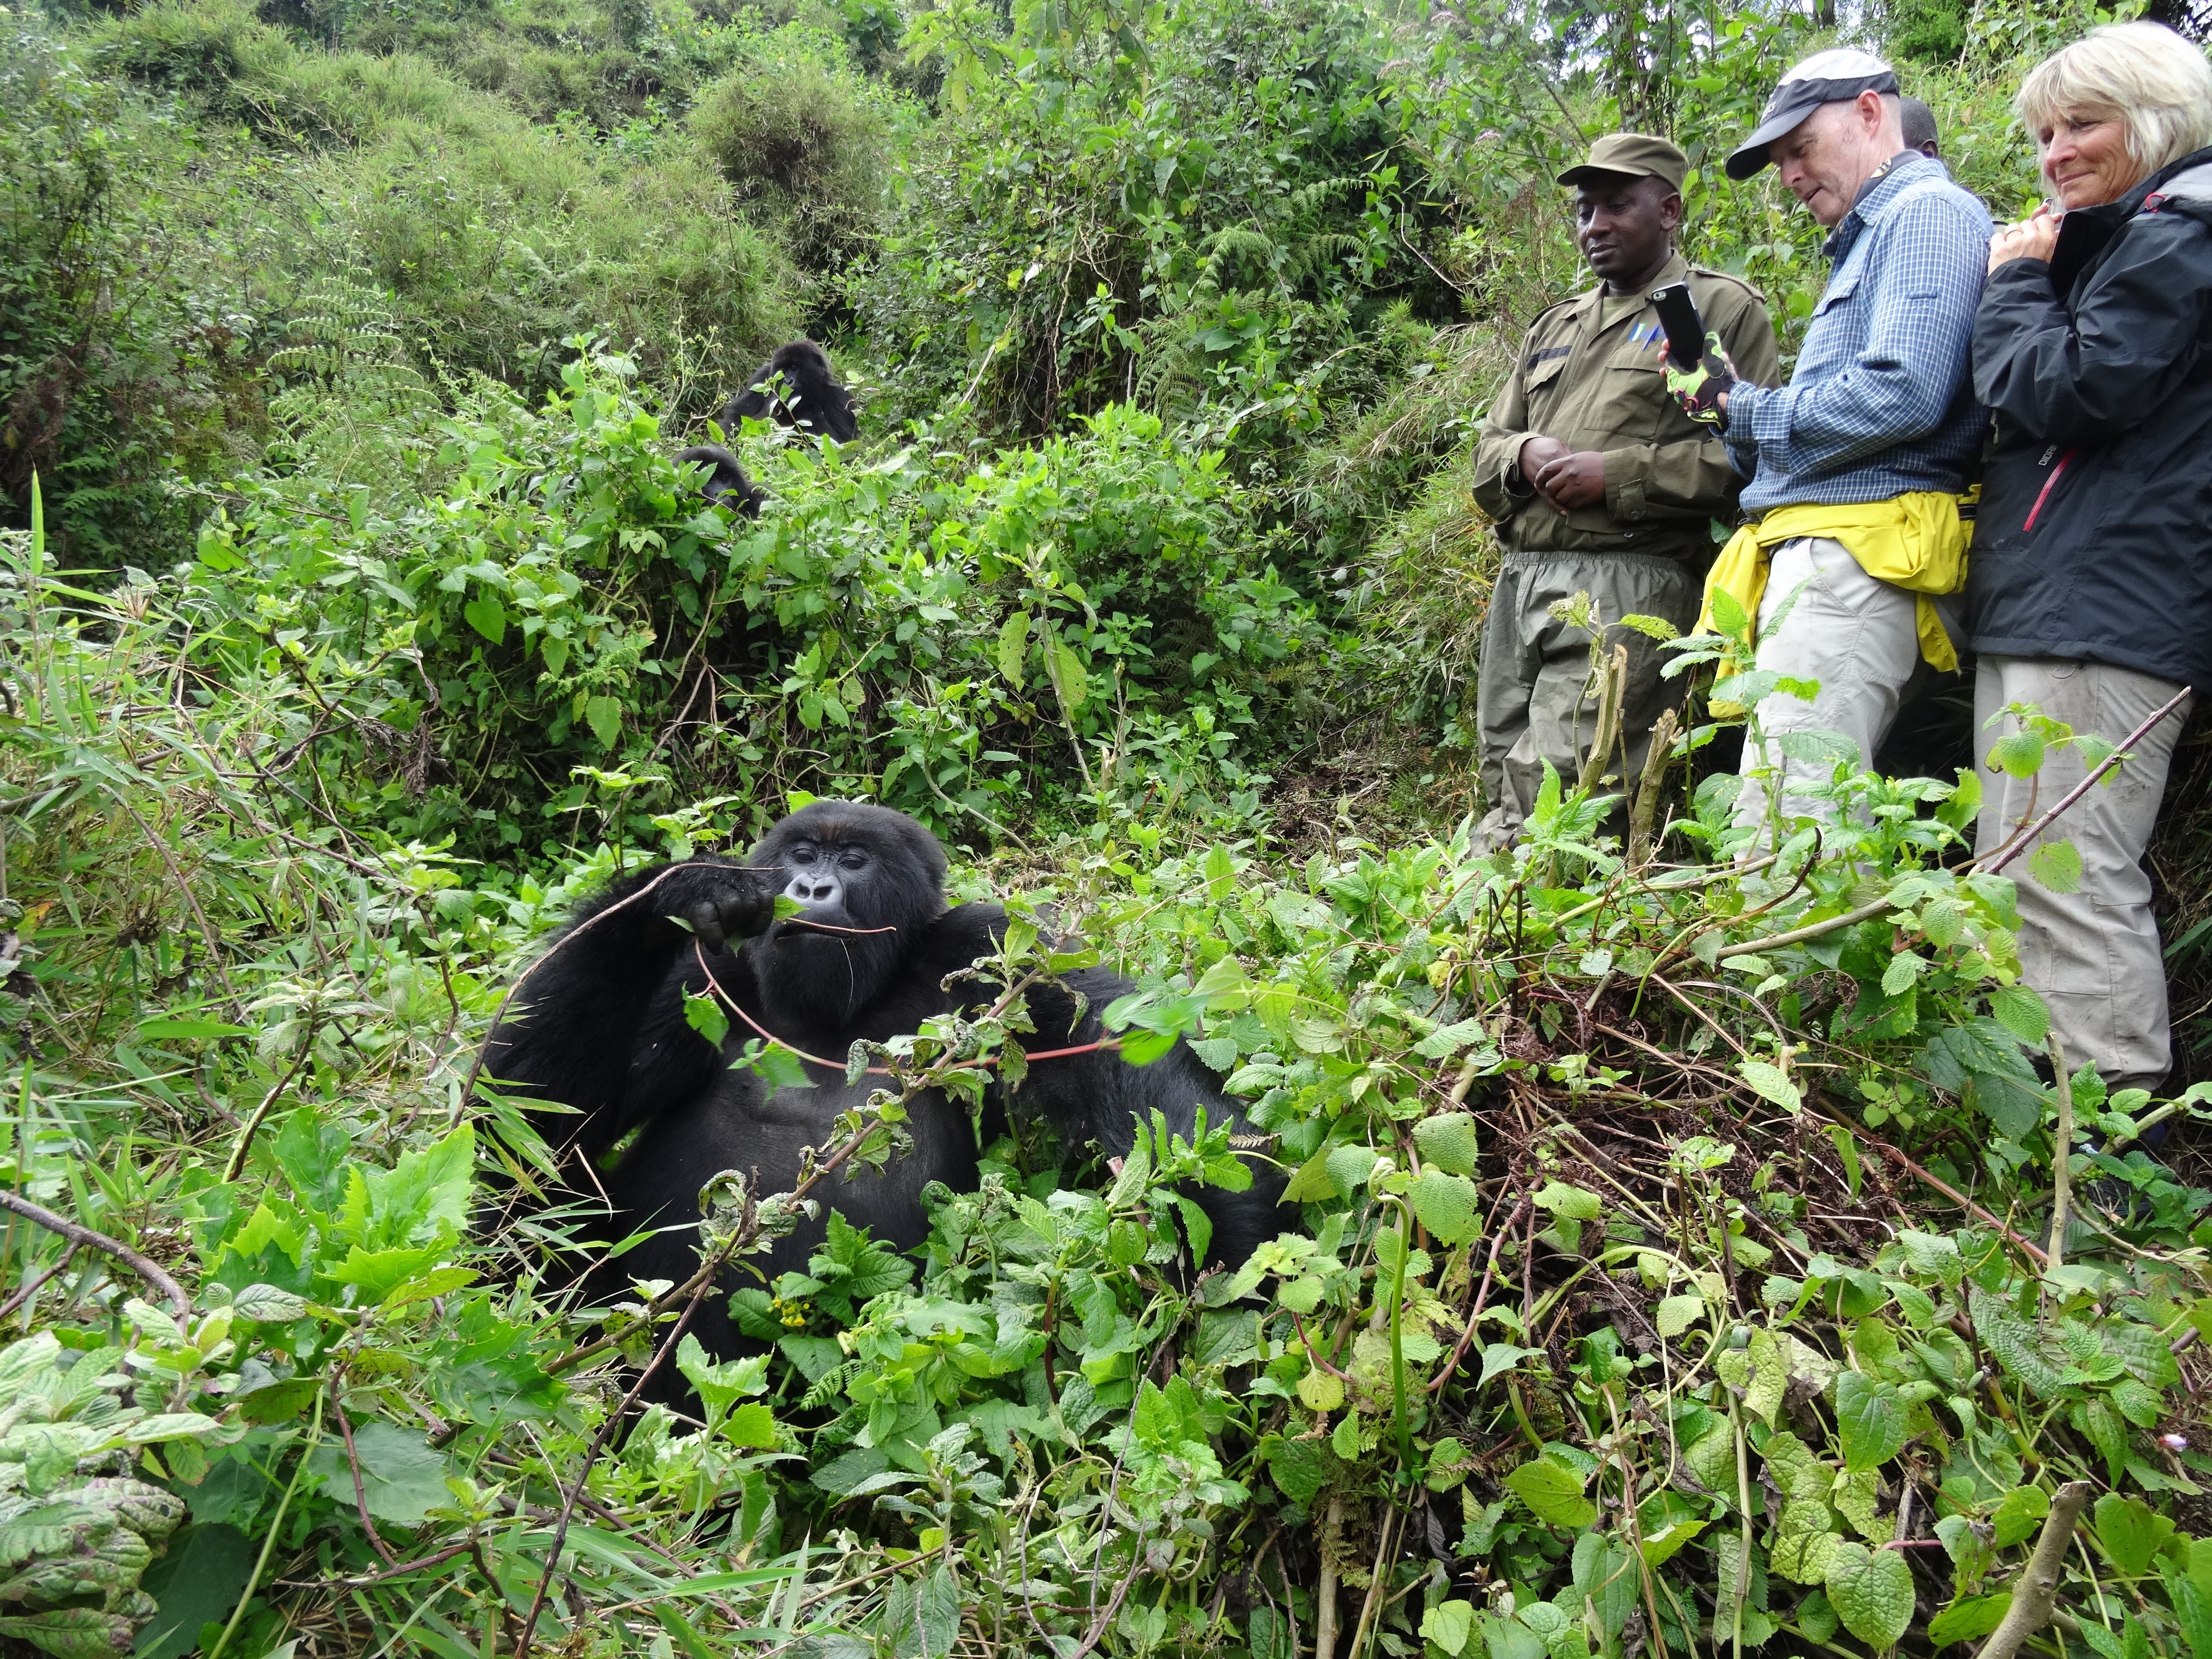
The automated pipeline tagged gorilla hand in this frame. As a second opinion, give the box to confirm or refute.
[662,862,778,953]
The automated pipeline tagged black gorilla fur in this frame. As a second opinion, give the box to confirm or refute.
[673,444,766,517]
[483,800,1281,1361]
[719,341,858,444]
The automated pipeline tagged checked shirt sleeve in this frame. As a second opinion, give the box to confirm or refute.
[1726,193,1989,483]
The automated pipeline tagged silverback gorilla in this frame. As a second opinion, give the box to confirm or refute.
[483,800,1281,1361]
[672,443,765,517]
[719,341,859,444]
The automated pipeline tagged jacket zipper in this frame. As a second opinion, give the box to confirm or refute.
[2023,448,2076,533]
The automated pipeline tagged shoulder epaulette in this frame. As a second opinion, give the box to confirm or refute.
[1689,267,1767,302]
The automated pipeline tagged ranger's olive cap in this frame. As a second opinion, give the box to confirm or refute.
[1557,133,1690,192]
[1726,47,1900,180]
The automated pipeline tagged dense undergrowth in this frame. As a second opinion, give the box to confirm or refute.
[9,0,2212,1650]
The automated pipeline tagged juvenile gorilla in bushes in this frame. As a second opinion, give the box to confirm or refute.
[672,444,765,517]
[719,340,859,444]
[482,800,1280,1361]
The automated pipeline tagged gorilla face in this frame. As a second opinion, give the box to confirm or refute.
[751,802,948,1029]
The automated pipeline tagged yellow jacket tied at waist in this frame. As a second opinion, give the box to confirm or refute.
[1697,491,1971,713]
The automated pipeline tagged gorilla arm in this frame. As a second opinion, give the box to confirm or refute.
[482,859,777,1170]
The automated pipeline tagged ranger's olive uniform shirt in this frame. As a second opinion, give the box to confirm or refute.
[1471,253,1781,559]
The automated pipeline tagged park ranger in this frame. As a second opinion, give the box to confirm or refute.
[1470,133,1779,849]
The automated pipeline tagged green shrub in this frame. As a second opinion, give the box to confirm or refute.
[688,30,893,281]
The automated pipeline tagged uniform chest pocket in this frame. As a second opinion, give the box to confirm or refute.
[1813,274,1860,318]
[1797,275,1861,375]
[1603,354,1669,439]
[1523,344,1572,396]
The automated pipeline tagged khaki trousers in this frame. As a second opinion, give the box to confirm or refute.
[1974,655,2192,1094]
[1475,551,1700,848]
[1732,536,1925,837]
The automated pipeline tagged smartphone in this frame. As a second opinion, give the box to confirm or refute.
[1648,282,1707,371]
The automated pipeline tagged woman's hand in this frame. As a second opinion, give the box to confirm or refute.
[1989,205,2060,273]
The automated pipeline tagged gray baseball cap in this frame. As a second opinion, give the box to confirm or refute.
[1726,48,1901,180]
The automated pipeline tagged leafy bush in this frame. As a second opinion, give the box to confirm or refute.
[191,351,1313,854]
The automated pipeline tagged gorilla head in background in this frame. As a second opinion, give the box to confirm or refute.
[673,444,766,517]
[481,800,1282,1367]
[720,341,859,445]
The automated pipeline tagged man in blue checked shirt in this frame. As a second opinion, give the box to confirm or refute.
[1668,49,1993,840]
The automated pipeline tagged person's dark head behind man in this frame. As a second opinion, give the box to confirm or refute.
[1900,94,1940,157]
[1557,133,1686,296]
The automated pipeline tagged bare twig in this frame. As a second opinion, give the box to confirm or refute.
[221,1009,321,1183]
[0,1188,189,1316]
[1982,687,2193,876]
[332,1388,399,1566]
[1972,1481,2093,1659]
[0,1243,77,1321]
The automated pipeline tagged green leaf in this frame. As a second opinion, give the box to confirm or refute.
[1988,985,2051,1045]
[134,1523,253,1659]
[1421,1600,1476,1656]
[722,1403,778,1449]
[306,1423,450,1525]
[684,990,729,1046]
[584,694,622,748]
[1928,1593,2012,1647]
[1744,1327,1788,1427]
[1479,1345,1543,1387]
[1409,1170,1481,1244]
[1825,1541,1915,1649]
[2027,839,2083,893]
[463,596,506,645]
[1834,1371,1907,1473]
[1413,1112,1480,1176]
[1990,1484,2049,1549]
[1531,1181,1601,1221]
[1045,639,1088,712]
[1738,1059,1803,1114]
[1655,1295,1706,1339]
[1990,728,2045,779]
[995,611,1030,686]
[2093,1493,2175,1577]
[134,1019,252,1042]
[1503,1457,1596,1528]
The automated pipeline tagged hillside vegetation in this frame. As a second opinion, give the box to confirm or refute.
[6,0,2212,1654]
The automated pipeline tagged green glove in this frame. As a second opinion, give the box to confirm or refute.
[1665,333,1738,427]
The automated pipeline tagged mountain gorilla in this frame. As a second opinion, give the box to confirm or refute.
[719,341,858,444]
[482,800,1281,1362]
[673,444,765,517]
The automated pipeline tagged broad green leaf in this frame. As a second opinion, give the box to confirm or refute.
[1738,1059,1803,1113]
[684,989,728,1046]
[1655,1295,1706,1339]
[1928,1593,2011,1647]
[1988,984,2051,1045]
[1744,1327,1787,1427]
[1825,1541,1915,1648]
[1834,1371,1907,1472]
[1991,1486,2052,1557]
[1409,1170,1481,1244]
[995,611,1030,686]
[1989,729,2045,779]
[1531,1181,1601,1221]
[1413,1112,1480,1176]
[463,596,506,645]
[1639,1518,1707,1569]
[1421,1600,1476,1657]
[2093,1493,2175,1577]
[1503,1457,1596,1528]
[584,694,622,748]
[1479,1345,1543,1388]
[1296,1370,1343,1413]
[2028,839,2083,894]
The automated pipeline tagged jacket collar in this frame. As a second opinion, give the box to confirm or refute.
[2048,143,2212,291]
[1822,151,1946,262]
[1567,249,1690,336]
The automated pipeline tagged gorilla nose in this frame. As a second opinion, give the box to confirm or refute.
[785,872,841,907]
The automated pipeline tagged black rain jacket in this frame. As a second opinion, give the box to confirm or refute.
[1965,144,2212,687]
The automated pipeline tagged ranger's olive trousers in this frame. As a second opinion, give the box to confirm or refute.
[1974,655,2192,1095]
[1474,551,1700,850]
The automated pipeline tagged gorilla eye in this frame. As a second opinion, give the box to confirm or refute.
[839,850,868,870]
[789,844,817,864]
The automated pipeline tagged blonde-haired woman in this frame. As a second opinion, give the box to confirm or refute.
[1967,21,2212,1100]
